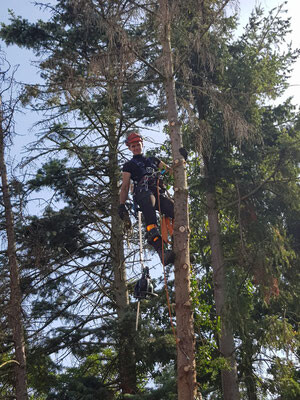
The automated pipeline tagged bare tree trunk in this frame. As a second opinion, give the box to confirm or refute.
[0,98,28,400]
[108,121,137,395]
[158,2,199,399]
[205,175,240,400]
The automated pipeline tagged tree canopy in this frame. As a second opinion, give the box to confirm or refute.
[0,1,299,399]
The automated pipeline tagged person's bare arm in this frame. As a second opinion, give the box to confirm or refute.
[119,172,131,204]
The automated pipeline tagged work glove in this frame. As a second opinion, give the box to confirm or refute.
[118,204,132,230]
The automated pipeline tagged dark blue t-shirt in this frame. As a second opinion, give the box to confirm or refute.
[122,154,160,184]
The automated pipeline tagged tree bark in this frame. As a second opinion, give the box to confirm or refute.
[158,2,199,398]
[0,98,28,400]
[108,121,137,395]
[205,174,240,400]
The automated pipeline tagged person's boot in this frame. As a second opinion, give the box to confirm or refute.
[153,241,175,266]
[146,226,175,266]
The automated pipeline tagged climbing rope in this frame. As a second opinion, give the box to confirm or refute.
[135,167,190,360]
[134,171,177,341]
[138,211,145,271]
[156,179,177,341]
[157,175,193,362]
[135,211,144,331]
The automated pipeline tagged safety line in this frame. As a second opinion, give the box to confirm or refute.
[138,211,145,272]
[156,178,177,342]
[135,211,146,331]
[157,178,192,362]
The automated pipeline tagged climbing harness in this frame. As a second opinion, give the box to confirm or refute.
[129,158,167,219]
[128,157,175,331]
[129,152,191,361]
[131,157,165,194]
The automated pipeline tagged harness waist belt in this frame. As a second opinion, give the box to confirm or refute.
[134,175,165,194]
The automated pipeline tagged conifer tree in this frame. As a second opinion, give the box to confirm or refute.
[157,0,197,398]
[0,57,28,400]
[0,0,163,396]
[1,2,299,399]
[182,3,299,398]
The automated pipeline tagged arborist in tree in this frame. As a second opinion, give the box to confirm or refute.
[118,131,175,265]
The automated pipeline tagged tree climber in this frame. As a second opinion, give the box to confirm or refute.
[118,131,175,265]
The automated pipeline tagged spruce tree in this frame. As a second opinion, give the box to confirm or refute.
[0,56,28,400]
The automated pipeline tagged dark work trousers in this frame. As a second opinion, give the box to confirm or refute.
[135,187,174,227]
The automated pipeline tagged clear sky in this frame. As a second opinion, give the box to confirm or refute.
[1,0,300,153]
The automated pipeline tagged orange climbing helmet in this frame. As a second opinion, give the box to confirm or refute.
[125,131,143,146]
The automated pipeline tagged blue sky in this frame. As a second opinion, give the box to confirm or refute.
[1,1,55,158]
[1,0,300,155]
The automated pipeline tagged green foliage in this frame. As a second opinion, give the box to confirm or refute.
[1,12,52,50]
[47,375,114,400]
[1,1,300,399]
[266,357,300,399]
[179,2,300,397]
[125,364,177,400]
[191,271,228,394]
[27,353,58,395]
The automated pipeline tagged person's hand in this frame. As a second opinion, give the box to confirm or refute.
[118,204,132,230]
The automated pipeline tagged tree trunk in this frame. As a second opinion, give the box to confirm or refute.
[205,175,240,400]
[241,339,258,400]
[108,121,137,395]
[0,98,28,400]
[158,2,199,399]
